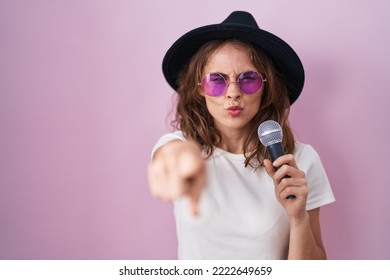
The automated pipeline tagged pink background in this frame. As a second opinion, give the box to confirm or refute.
[1,0,389,259]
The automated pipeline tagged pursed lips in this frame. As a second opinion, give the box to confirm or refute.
[226,105,243,116]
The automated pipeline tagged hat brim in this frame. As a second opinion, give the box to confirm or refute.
[162,23,304,104]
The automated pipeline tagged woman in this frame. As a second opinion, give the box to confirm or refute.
[148,11,335,259]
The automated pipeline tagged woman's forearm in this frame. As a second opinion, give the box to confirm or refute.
[287,211,327,260]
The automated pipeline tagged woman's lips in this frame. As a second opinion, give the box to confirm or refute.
[227,105,243,116]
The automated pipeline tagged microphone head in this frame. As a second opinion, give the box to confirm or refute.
[258,120,283,147]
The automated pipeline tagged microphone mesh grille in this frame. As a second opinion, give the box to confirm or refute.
[257,120,283,147]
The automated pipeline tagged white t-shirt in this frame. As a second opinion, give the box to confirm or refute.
[152,131,335,259]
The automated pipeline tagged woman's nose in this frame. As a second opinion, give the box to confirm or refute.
[226,82,242,100]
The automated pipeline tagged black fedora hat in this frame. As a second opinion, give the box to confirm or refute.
[162,11,305,104]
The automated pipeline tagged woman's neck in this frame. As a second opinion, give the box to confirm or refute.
[217,128,255,154]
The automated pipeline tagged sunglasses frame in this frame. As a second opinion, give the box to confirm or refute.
[197,71,267,96]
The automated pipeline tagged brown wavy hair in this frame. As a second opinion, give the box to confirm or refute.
[171,39,295,169]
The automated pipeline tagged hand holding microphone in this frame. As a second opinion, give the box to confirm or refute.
[258,120,302,200]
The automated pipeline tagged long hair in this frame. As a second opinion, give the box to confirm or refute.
[171,39,295,169]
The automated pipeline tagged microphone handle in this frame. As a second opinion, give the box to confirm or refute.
[267,143,296,199]
[267,142,284,162]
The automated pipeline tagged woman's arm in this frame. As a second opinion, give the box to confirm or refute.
[288,208,327,259]
[264,155,328,259]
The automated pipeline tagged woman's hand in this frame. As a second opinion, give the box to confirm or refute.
[264,154,308,221]
[147,140,207,215]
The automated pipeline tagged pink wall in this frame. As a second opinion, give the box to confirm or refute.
[0,0,389,259]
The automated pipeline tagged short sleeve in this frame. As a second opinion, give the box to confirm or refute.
[294,143,336,210]
[151,130,186,159]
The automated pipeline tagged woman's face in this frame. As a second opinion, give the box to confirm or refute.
[201,42,263,135]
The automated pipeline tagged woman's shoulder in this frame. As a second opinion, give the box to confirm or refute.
[293,141,322,163]
[151,130,185,158]
[158,130,185,141]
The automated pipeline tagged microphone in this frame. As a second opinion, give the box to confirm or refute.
[258,120,295,199]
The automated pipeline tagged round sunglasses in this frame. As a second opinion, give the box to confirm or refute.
[198,71,266,96]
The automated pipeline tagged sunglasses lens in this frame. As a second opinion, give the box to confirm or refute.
[201,73,226,96]
[238,71,263,94]
[200,71,264,96]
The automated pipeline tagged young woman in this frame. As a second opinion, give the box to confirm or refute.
[148,11,335,259]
